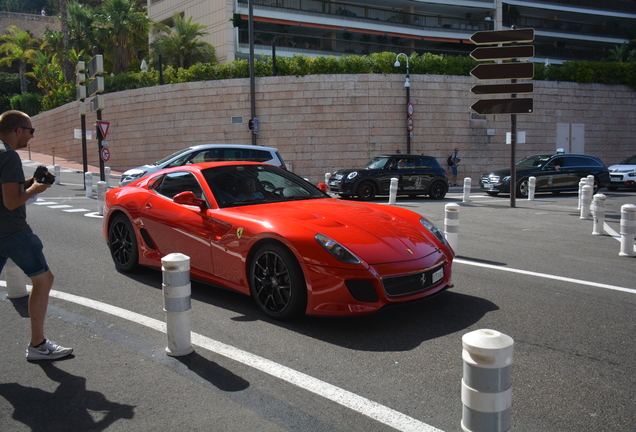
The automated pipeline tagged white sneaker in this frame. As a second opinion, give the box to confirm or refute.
[26,339,73,361]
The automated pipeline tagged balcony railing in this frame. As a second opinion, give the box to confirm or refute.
[524,0,636,14]
[238,0,495,33]
[504,13,628,39]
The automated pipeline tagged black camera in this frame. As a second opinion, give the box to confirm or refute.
[33,165,55,185]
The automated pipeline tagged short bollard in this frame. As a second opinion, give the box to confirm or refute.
[444,203,460,253]
[577,178,587,210]
[462,329,514,432]
[591,194,606,235]
[587,175,595,191]
[97,181,107,215]
[388,177,398,205]
[619,204,636,257]
[162,253,194,356]
[579,185,592,220]
[4,259,29,299]
[54,164,61,185]
[105,167,111,188]
[527,176,536,201]
[324,172,331,185]
[462,177,471,203]
[85,172,92,198]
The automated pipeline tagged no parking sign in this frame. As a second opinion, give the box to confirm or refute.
[100,147,110,162]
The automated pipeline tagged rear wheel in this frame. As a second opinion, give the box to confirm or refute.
[108,214,139,272]
[428,181,447,199]
[487,192,499,197]
[357,181,376,201]
[249,243,307,320]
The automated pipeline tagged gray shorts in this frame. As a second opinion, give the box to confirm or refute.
[0,232,49,277]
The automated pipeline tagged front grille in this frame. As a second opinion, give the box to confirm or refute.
[383,264,444,297]
[345,280,379,302]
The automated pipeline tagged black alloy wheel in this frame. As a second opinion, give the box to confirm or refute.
[428,180,448,199]
[108,214,139,272]
[357,181,376,201]
[249,243,307,320]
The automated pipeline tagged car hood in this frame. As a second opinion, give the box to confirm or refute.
[333,168,374,176]
[123,164,155,175]
[227,198,441,265]
[608,164,636,173]
[483,166,536,177]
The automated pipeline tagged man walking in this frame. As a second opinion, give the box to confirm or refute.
[0,110,73,360]
[448,148,460,186]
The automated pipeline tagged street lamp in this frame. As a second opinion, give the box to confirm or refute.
[394,53,411,153]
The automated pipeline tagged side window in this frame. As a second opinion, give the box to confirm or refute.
[152,171,204,199]
[415,157,435,169]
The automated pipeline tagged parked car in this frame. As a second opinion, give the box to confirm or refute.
[328,154,449,200]
[119,144,286,186]
[104,162,454,319]
[607,155,636,191]
[480,153,610,197]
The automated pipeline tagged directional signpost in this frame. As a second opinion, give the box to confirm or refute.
[76,58,88,186]
[469,27,535,208]
[87,51,107,181]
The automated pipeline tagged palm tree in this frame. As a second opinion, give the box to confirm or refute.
[67,1,98,54]
[60,0,74,83]
[0,26,38,94]
[94,0,151,73]
[150,13,217,69]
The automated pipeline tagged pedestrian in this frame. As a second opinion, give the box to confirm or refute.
[0,110,73,361]
[40,7,46,16]
[447,148,461,186]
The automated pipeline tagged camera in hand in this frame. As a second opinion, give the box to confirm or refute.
[34,165,55,185]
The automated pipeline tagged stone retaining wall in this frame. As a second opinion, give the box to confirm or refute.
[30,74,635,184]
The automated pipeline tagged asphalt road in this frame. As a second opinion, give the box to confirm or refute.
[1,166,635,432]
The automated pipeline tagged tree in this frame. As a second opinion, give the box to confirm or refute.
[93,0,151,74]
[60,0,73,83]
[67,1,98,54]
[0,26,38,94]
[150,13,216,69]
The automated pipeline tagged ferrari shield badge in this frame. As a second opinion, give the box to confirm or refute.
[236,227,244,239]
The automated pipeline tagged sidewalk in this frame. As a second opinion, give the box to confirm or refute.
[17,149,123,177]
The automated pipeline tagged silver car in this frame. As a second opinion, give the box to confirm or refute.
[607,155,636,190]
[119,144,286,186]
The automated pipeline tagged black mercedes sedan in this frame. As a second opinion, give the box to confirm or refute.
[329,154,449,200]
[480,153,610,197]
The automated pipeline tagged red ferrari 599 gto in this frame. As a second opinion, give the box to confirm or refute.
[103,162,454,319]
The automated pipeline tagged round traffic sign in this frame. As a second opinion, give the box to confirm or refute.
[407,117,414,132]
[407,102,414,117]
[101,147,110,162]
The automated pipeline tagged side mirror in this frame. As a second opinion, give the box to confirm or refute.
[317,182,329,193]
[173,191,207,209]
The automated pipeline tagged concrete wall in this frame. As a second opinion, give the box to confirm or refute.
[29,74,635,184]
[0,12,60,38]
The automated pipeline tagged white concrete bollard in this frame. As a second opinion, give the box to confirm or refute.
[462,329,514,432]
[105,167,111,188]
[324,172,331,184]
[3,259,29,299]
[619,204,636,257]
[527,176,536,201]
[587,175,595,192]
[577,178,587,210]
[591,194,606,235]
[85,172,92,198]
[444,203,460,253]
[162,253,194,356]
[462,177,471,203]
[53,164,61,185]
[579,185,593,220]
[388,177,398,205]
[97,181,107,216]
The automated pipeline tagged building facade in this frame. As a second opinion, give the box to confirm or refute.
[147,1,636,64]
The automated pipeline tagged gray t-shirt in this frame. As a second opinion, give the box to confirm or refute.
[0,141,31,238]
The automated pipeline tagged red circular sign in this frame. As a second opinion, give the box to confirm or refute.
[101,147,110,162]
[407,117,414,132]
[407,103,414,117]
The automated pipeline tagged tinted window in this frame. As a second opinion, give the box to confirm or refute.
[151,171,204,199]
[416,157,441,169]
[563,156,600,167]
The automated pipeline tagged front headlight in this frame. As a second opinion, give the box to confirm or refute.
[629,172,636,177]
[501,176,510,183]
[124,170,146,180]
[315,233,361,264]
[346,171,358,180]
[420,218,447,245]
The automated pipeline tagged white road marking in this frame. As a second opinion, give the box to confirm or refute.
[47,204,73,209]
[45,289,443,432]
[454,258,636,294]
[33,201,58,205]
[63,208,91,213]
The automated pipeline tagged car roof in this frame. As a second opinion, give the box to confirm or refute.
[187,144,279,151]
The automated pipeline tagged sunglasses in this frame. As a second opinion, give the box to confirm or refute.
[20,127,35,135]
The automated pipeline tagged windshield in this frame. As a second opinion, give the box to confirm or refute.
[203,164,328,208]
[153,148,193,166]
[516,155,552,168]
[363,156,390,169]
[620,155,636,165]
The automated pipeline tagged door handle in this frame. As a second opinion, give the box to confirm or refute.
[145,202,153,209]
